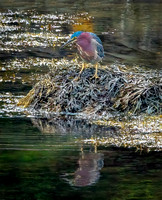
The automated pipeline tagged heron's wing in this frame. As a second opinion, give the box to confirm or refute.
[89,33,104,58]
[89,32,102,45]
[96,43,104,58]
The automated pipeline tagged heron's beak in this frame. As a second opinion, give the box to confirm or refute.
[60,37,76,49]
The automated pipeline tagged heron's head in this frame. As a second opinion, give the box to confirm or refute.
[61,31,83,48]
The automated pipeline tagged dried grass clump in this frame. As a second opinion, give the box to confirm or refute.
[114,73,161,114]
[18,63,161,115]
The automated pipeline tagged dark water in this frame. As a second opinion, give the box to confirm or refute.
[0,118,161,200]
[0,0,162,199]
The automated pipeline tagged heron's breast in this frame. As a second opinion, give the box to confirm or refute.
[76,38,97,62]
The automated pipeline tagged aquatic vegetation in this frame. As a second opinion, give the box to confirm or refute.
[16,61,161,151]
[16,61,162,151]
[90,115,161,152]
[18,60,161,116]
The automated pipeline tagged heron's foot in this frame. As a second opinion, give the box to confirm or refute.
[90,73,99,80]
[73,63,85,82]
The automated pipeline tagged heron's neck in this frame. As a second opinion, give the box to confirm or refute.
[77,34,93,51]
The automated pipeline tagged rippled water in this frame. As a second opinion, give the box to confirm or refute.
[0,0,162,199]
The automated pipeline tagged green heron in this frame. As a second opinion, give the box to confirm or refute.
[61,31,104,79]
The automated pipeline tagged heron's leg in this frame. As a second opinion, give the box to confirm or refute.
[73,62,85,81]
[91,63,99,79]
[79,62,86,75]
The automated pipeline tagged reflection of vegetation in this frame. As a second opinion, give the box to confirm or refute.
[31,116,161,151]
[31,116,118,138]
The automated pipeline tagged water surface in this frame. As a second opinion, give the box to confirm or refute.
[0,117,161,200]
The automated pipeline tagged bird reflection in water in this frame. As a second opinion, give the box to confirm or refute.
[62,146,104,187]
[31,118,105,186]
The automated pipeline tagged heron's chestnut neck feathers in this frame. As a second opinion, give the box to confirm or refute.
[77,32,93,52]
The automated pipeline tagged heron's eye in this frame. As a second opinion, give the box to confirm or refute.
[72,36,77,40]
